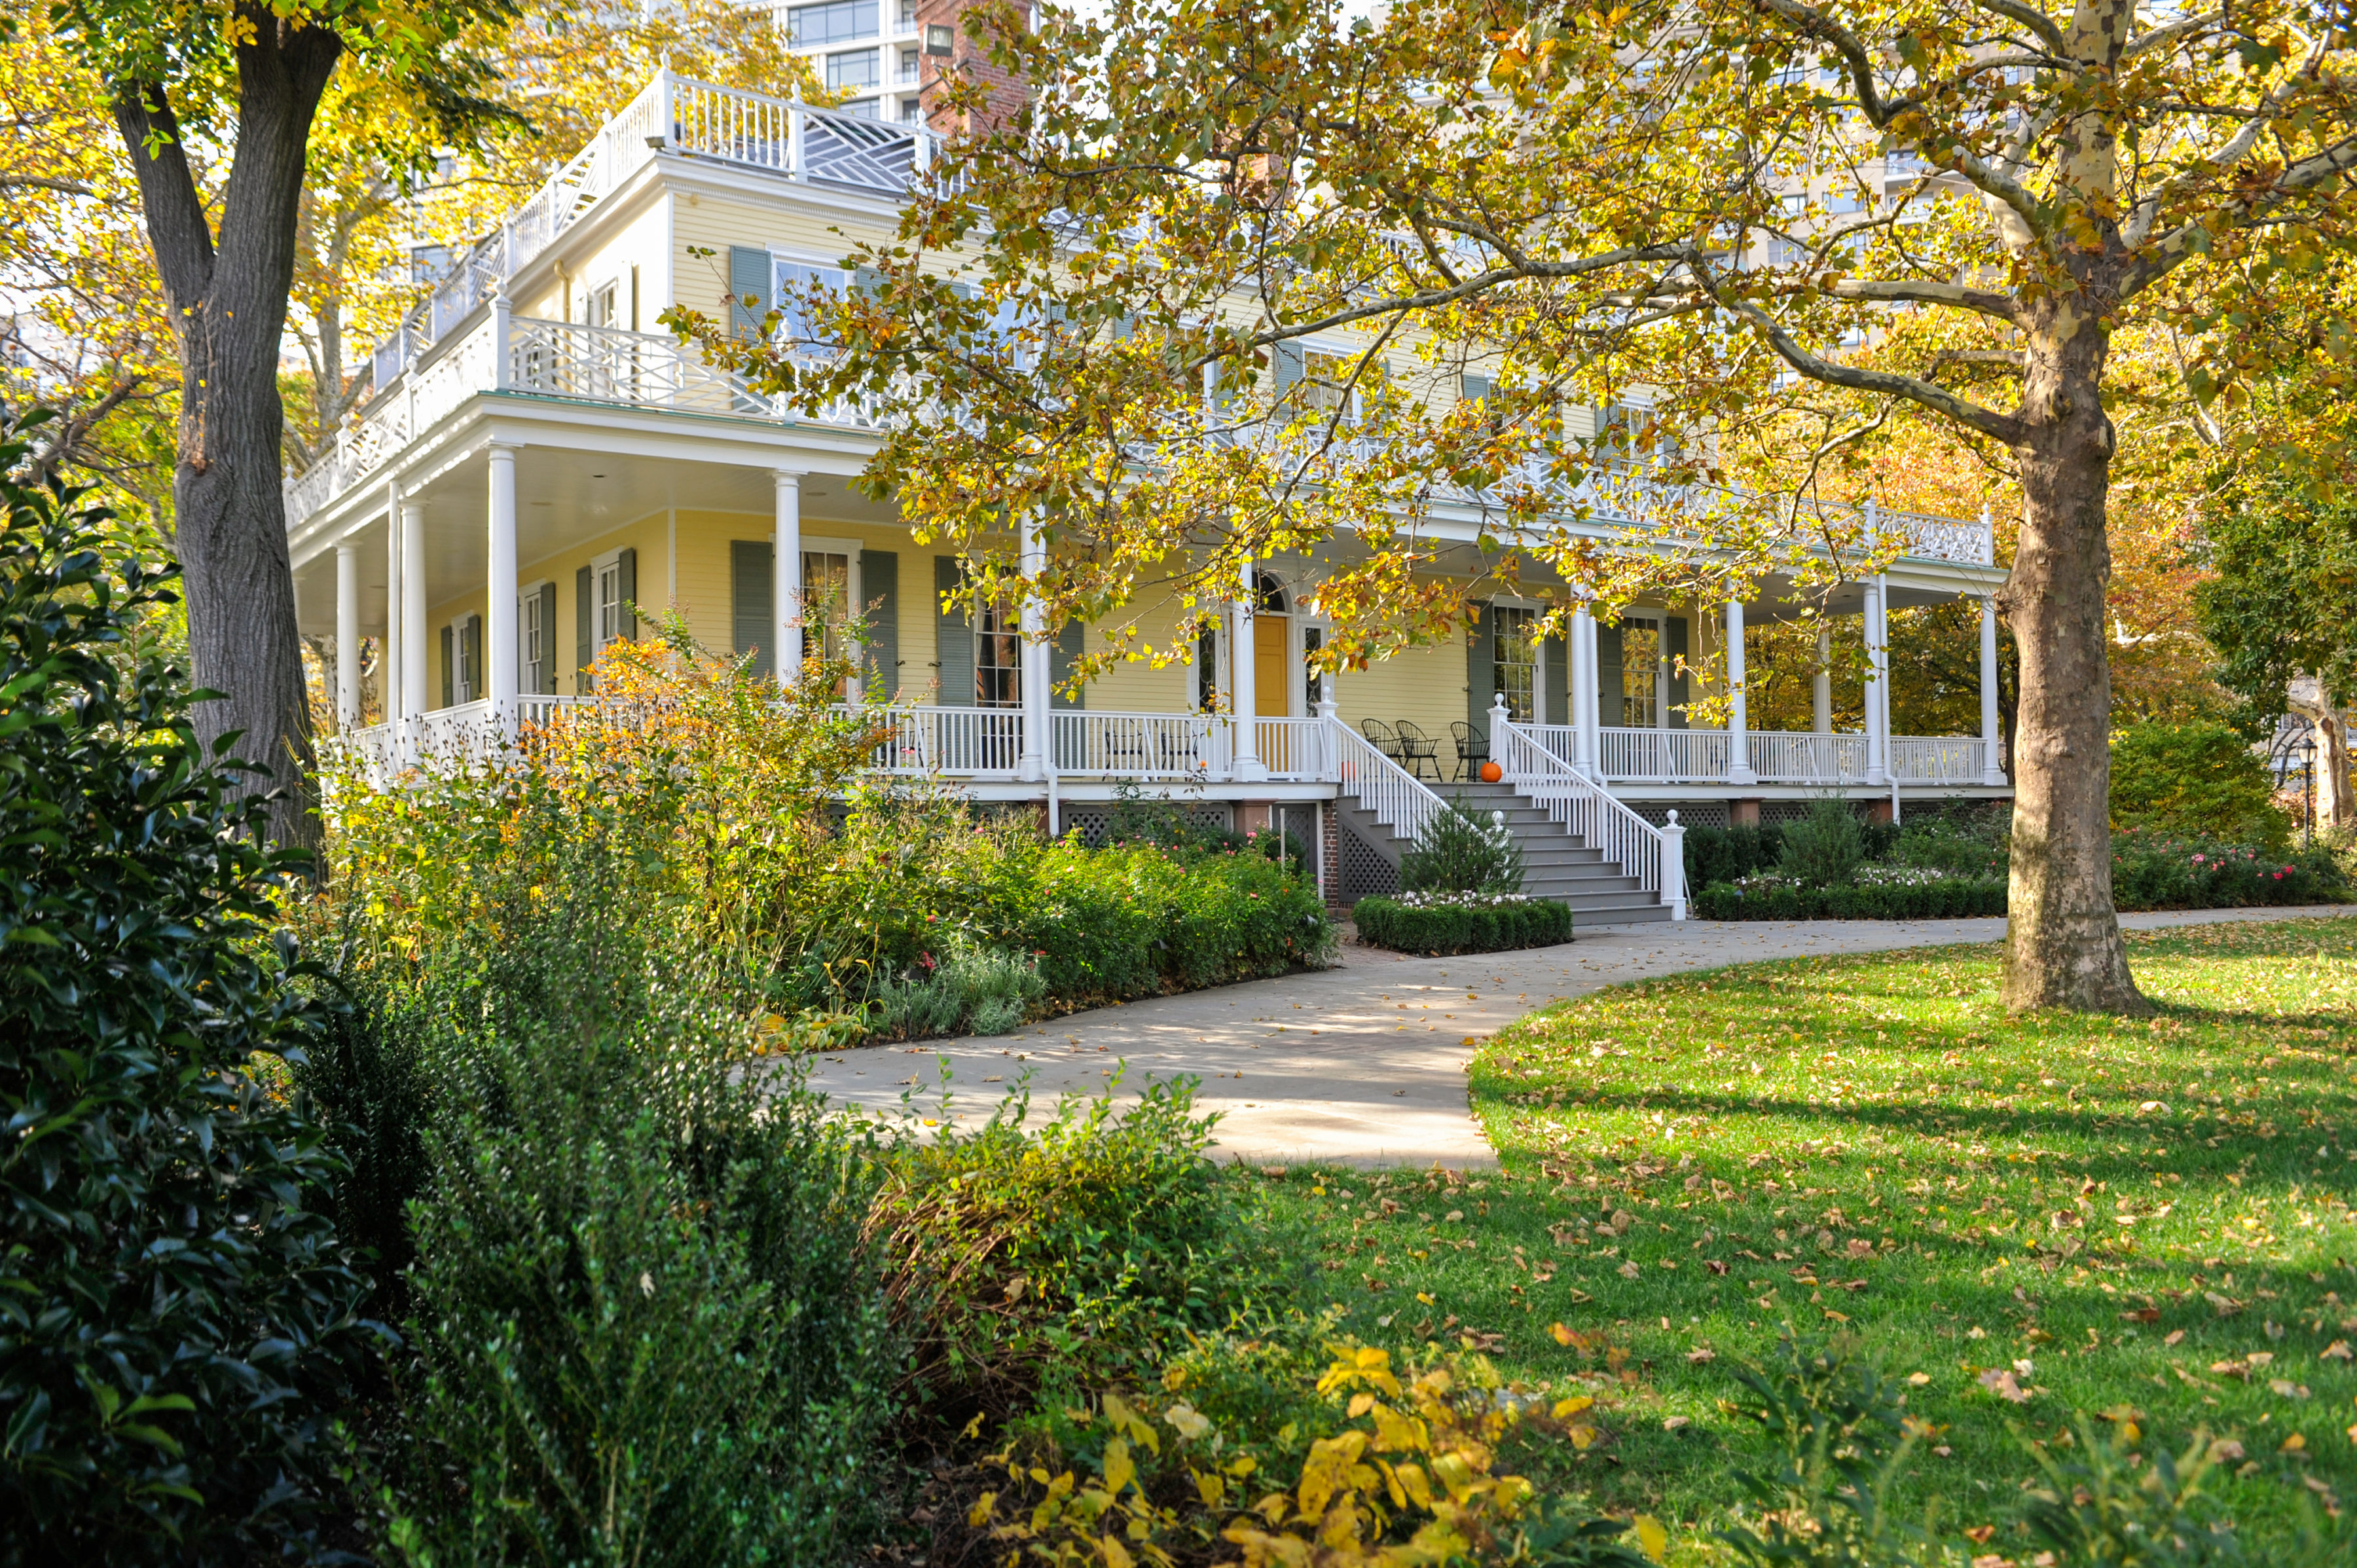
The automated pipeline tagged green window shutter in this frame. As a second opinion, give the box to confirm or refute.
[1666,615,1689,729]
[1461,373,1490,403]
[538,582,559,694]
[441,624,454,708]
[1465,600,1489,747]
[462,615,482,702]
[1596,623,1622,729]
[1273,342,1304,401]
[575,566,593,691]
[1196,627,1218,711]
[934,555,972,705]
[1051,617,1084,710]
[617,549,638,640]
[728,246,771,340]
[1543,630,1567,727]
[861,549,899,698]
[731,540,775,679]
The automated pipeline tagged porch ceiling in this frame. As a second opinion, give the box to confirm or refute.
[292,445,898,634]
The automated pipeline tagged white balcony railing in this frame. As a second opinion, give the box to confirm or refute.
[1747,730,1870,783]
[1526,724,1992,786]
[1891,735,1988,783]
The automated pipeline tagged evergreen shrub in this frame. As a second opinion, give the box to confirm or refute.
[1353,894,1574,954]
[2110,719,2291,850]
[1399,803,1526,894]
[0,442,371,1563]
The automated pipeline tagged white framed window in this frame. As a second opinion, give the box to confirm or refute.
[520,582,549,695]
[448,615,479,704]
[593,549,628,648]
[771,254,849,350]
[1620,612,1667,728]
[788,0,877,45]
[827,48,881,92]
[976,600,1021,708]
[585,280,619,328]
[1491,602,1539,724]
[799,536,864,697]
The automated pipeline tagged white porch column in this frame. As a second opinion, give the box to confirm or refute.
[1230,558,1264,780]
[400,500,427,718]
[1862,575,1890,785]
[1725,596,1757,785]
[383,486,404,729]
[1570,598,1599,778]
[1812,625,1832,735]
[334,542,360,733]
[486,443,520,728]
[1017,511,1048,782]
[1979,593,2007,784]
[773,470,803,684]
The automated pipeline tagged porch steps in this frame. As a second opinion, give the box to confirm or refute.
[1332,784,1673,927]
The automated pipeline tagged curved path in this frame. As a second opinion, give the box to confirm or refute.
[797,905,2357,1168]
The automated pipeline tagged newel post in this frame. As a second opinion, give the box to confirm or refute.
[490,291,513,391]
[1660,809,1687,921]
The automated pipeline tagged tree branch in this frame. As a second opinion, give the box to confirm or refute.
[1687,249,2028,444]
[1964,0,2069,52]
[1828,277,2020,319]
[108,79,214,314]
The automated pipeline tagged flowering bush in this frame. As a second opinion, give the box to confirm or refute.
[2110,827,2344,911]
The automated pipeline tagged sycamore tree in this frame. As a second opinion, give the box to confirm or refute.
[676,0,2357,1011]
[54,0,515,850]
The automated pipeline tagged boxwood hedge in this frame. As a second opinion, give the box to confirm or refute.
[1351,896,1573,955]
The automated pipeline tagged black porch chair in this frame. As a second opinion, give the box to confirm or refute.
[1390,720,1446,782]
[1359,718,1402,763]
[1450,720,1488,781]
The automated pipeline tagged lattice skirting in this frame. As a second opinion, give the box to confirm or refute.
[1338,826,1398,904]
[1624,800,1730,830]
[1057,801,1232,848]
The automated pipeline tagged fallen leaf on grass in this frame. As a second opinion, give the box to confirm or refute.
[1619,1261,1642,1279]
[2119,1308,2160,1324]
[1662,1415,1690,1431]
[1686,1347,1715,1364]
[2269,1378,2311,1400]
[2205,1291,2245,1317]
[2322,1340,2353,1362]
[1977,1368,2033,1404]
[2165,1330,2187,1347]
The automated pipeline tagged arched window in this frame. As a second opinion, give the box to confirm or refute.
[1254,571,1288,613]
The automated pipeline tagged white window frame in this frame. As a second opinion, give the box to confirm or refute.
[1488,594,1545,725]
[518,579,551,696]
[448,614,478,705]
[799,536,864,698]
[1618,610,1669,729]
[591,548,627,651]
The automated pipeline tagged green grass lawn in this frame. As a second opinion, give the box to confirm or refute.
[1251,917,2357,1560]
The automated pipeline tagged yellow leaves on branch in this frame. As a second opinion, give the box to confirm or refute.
[975,1347,1635,1568]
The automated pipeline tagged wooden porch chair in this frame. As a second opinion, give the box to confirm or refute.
[1359,718,1401,763]
[1390,720,1446,782]
[1450,720,1488,781]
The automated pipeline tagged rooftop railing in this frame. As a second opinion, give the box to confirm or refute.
[358,70,937,398]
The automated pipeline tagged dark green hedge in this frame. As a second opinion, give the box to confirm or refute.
[1690,878,2009,921]
[1020,845,1332,1003]
[1352,896,1574,955]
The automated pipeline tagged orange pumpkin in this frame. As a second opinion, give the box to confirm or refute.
[1480,761,1503,783]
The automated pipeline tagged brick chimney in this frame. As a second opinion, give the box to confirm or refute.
[913,0,1029,138]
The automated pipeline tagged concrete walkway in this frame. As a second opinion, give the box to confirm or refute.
[797,905,2357,1168]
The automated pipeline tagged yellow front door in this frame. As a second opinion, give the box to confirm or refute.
[1254,618,1289,717]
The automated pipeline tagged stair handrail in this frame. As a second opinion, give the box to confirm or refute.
[1490,699,1686,919]
[1326,709,1446,845]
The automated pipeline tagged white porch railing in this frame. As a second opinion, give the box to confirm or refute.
[1493,714,1683,917]
[1596,726,1731,784]
[1049,710,1222,778]
[1891,735,1988,783]
[1747,731,1871,783]
[865,705,1027,776]
[1256,716,1336,782]
[1332,718,1444,844]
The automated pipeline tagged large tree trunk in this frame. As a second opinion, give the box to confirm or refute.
[2288,676,2354,834]
[2000,307,2147,1013]
[112,19,340,856]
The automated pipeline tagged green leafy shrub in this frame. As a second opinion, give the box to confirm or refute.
[866,1080,1279,1426]
[1890,805,2010,876]
[1777,798,1869,887]
[1683,822,1787,890]
[1017,840,1333,1008]
[1691,877,2007,921]
[308,797,896,1567]
[1400,803,1526,894]
[1353,894,1574,954]
[0,443,371,1561]
[2017,1413,2245,1565]
[2111,720,2290,851]
[873,937,1049,1038]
